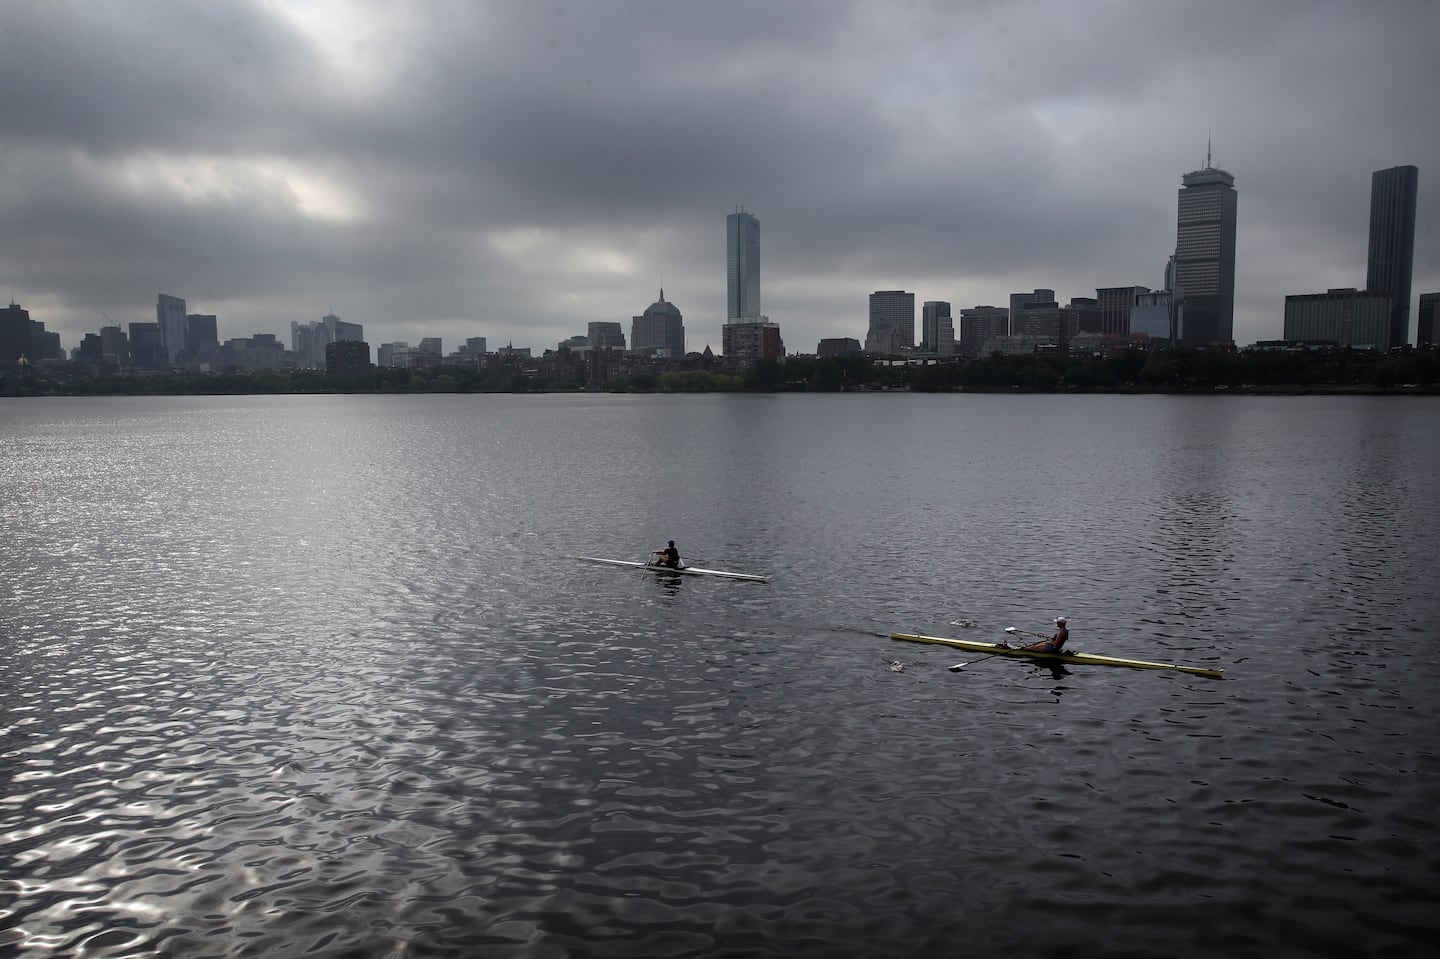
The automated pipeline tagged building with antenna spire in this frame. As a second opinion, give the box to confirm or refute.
[632,288,686,357]
[1173,143,1237,346]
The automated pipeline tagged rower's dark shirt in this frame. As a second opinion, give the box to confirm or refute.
[661,546,679,566]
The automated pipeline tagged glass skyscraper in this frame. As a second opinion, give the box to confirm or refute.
[727,209,761,323]
[157,293,187,365]
[1173,158,1237,346]
[1366,165,1419,349]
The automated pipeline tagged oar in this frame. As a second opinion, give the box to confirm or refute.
[950,626,1035,672]
[1004,626,1049,641]
[948,653,1004,672]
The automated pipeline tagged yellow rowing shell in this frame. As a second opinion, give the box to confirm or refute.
[890,632,1225,680]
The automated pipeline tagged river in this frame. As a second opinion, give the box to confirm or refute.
[2,392,1437,957]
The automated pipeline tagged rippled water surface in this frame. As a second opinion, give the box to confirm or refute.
[3,393,1438,958]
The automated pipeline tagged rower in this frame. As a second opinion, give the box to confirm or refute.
[652,540,681,568]
[1024,617,1068,653]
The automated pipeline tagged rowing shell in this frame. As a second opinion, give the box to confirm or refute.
[576,556,770,583]
[890,632,1224,679]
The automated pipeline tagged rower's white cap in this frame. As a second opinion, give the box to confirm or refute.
[1054,616,1067,625]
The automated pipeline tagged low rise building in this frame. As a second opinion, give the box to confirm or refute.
[1283,289,1393,350]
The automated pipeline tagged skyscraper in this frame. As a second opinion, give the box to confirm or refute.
[632,289,686,356]
[128,322,165,369]
[1173,151,1237,346]
[157,293,187,365]
[722,208,781,366]
[1096,286,1150,335]
[866,291,915,353]
[0,302,33,366]
[186,314,218,360]
[727,209,761,323]
[587,321,625,350]
[959,305,1008,357]
[323,313,364,342]
[1008,289,1059,336]
[1366,165,1419,348]
[1417,293,1438,347]
[921,301,955,355]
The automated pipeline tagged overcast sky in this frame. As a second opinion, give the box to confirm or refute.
[3,0,1438,356]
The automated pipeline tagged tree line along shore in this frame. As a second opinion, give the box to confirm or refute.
[3,347,1438,397]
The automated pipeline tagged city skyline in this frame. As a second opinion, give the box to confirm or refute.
[2,2,1438,356]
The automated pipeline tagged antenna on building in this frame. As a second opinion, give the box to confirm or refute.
[1206,132,1212,169]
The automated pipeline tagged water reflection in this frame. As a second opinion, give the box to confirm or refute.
[2,394,1439,958]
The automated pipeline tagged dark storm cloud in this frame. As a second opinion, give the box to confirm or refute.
[4,1,332,151]
[1,0,1437,354]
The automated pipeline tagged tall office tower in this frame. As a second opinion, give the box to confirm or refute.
[866,290,915,353]
[127,322,165,369]
[921,301,956,355]
[157,293,187,365]
[294,314,365,369]
[291,321,328,368]
[587,321,626,350]
[99,325,130,364]
[377,342,406,368]
[1174,151,1237,345]
[1008,289,1055,335]
[465,337,488,355]
[1009,288,1060,336]
[1160,254,1185,344]
[632,289,686,356]
[0,302,34,365]
[1416,293,1438,347]
[959,305,1009,357]
[1366,165,1419,348]
[727,209,761,323]
[1130,291,1176,340]
[1064,297,1102,335]
[418,337,442,355]
[322,313,364,342]
[36,328,62,361]
[186,314,218,360]
[1096,286,1150,335]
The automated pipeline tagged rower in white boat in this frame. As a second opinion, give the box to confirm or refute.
[651,540,681,569]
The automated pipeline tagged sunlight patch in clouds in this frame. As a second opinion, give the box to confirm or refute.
[106,154,367,223]
[269,0,397,94]
[273,164,371,223]
[489,228,639,278]
[1031,100,1104,146]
